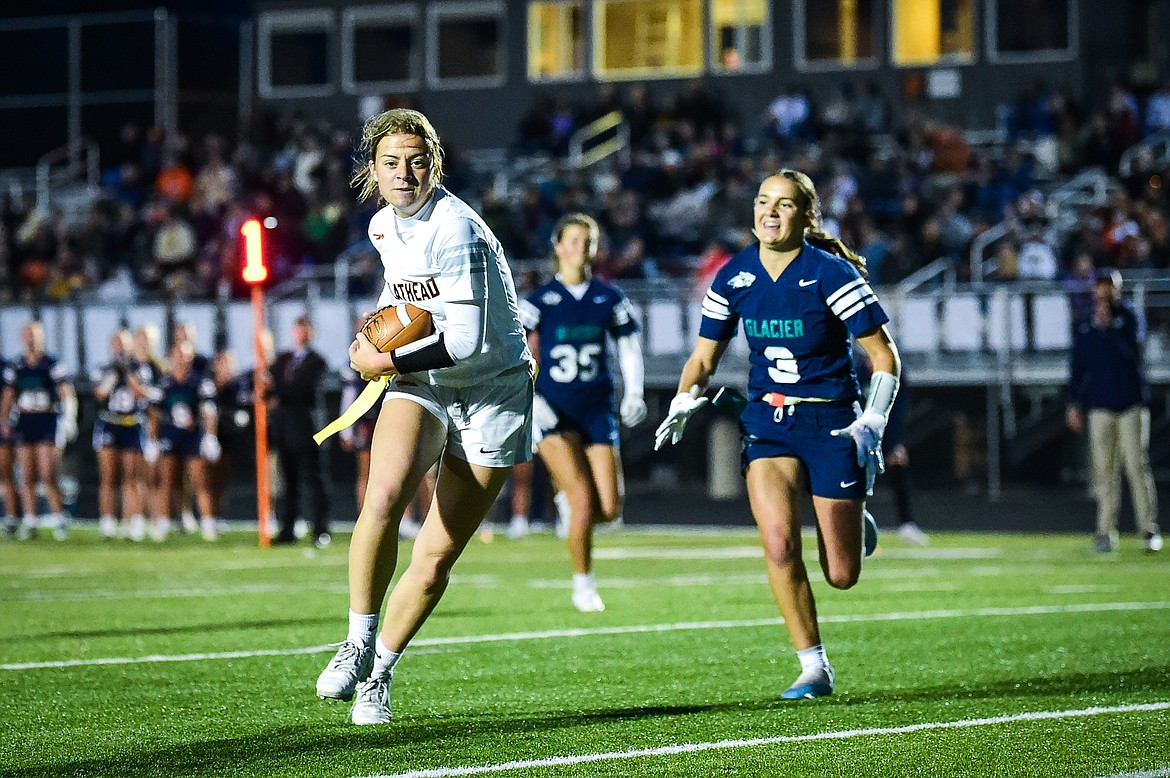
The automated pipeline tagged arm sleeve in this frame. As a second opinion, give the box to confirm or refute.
[391,299,484,374]
[1067,328,1087,406]
[616,333,645,399]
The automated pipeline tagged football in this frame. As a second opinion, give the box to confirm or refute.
[359,304,434,353]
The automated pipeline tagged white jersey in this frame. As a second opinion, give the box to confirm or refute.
[370,186,530,387]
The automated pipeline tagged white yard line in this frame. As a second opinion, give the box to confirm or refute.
[3,601,1167,672]
[1047,585,1122,594]
[1097,770,1170,778]
[356,702,1170,778]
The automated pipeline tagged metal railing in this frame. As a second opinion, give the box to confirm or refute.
[1119,129,1170,177]
[35,139,99,210]
[568,111,630,169]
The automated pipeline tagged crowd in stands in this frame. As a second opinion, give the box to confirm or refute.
[1,76,1169,306]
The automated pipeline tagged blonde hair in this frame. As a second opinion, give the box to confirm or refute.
[551,212,600,271]
[771,169,868,276]
[352,108,445,203]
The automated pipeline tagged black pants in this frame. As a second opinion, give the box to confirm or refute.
[276,443,329,540]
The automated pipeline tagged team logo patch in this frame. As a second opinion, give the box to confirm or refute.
[728,271,756,289]
[541,291,563,305]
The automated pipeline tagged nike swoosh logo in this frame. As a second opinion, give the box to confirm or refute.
[840,480,857,488]
[480,447,502,454]
[798,279,817,287]
[372,233,384,240]
[593,296,607,303]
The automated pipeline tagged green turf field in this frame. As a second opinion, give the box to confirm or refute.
[2,526,1168,777]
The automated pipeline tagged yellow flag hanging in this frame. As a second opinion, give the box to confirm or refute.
[313,376,388,446]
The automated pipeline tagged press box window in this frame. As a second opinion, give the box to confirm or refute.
[990,0,1073,61]
[594,0,703,80]
[343,7,419,92]
[710,0,771,73]
[259,10,335,98]
[428,1,505,88]
[891,0,975,66]
[528,1,585,81]
[796,0,877,70]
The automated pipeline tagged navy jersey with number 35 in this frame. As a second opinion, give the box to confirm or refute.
[699,242,888,402]
[520,279,639,414]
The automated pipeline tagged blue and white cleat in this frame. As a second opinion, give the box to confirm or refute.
[863,510,878,558]
[781,665,835,700]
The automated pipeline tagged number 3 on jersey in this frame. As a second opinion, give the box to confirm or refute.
[764,346,800,384]
[548,343,602,383]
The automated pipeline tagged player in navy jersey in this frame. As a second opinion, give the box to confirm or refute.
[519,213,647,612]
[92,330,149,540]
[132,325,166,542]
[0,321,78,540]
[145,341,221,542]
[0,357,16,537]
[173,321,212,534]
[655,170,901,700]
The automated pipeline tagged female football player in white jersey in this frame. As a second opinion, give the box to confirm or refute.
[655,170,901,700]
[315,108,534,725]
[519,213,646,612]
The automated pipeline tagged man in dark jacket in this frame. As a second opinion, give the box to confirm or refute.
[1066,269,1161,553]
[269,315,330,547]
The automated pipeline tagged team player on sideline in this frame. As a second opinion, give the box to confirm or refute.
[518,212,647,612]
[314,108,533,726]
[92,330,149,540]
[0,357,16,536]
[655,170,900,700]
[0,321,78,540]
[132,325,165,542]
[145,341,221,542]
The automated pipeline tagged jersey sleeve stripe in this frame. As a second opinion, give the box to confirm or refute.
[706,289,730,306]
[701,300,732,321]
[825,277,867,307]
[836,293,879,321]
[829,285,876,317]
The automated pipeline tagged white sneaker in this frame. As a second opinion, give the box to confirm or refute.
[398,516,422,540]
[317,640,375,701]
[200,517,219,541]
[1144,532,1163,553]
[150,517,171,542]
[99,516,118,539]
[181,512,198,534]
[349,675,392,725]
[572,586,605,613]
[128,515,146,542]
[595,515,625,535]
[52,515,68,542]
[506,515,529,539]
[898,522,929,546]
[17,516,38,541]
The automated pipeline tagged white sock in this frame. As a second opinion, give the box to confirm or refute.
[371,635,402,680]
[573,572,595,592]
[347,610,379,647]
[797,644,829,674]
[22,514,37,528]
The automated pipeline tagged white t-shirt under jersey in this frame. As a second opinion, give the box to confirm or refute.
[369,186,530,387]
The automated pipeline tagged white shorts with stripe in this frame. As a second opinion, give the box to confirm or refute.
[382,364,534,468]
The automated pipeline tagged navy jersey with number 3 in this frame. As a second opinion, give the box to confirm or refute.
[520,279,639,414]
[699,242,888,402]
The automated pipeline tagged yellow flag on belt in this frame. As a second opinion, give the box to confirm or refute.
[313,376,387,446]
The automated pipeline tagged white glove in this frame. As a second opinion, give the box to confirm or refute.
[199,434,222,463]
[532,393,559,433]
[142,437,161,465]
[620,394,648,428]
[830,411,887,491]
[55,418,78,449]
[654,387,709,450]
